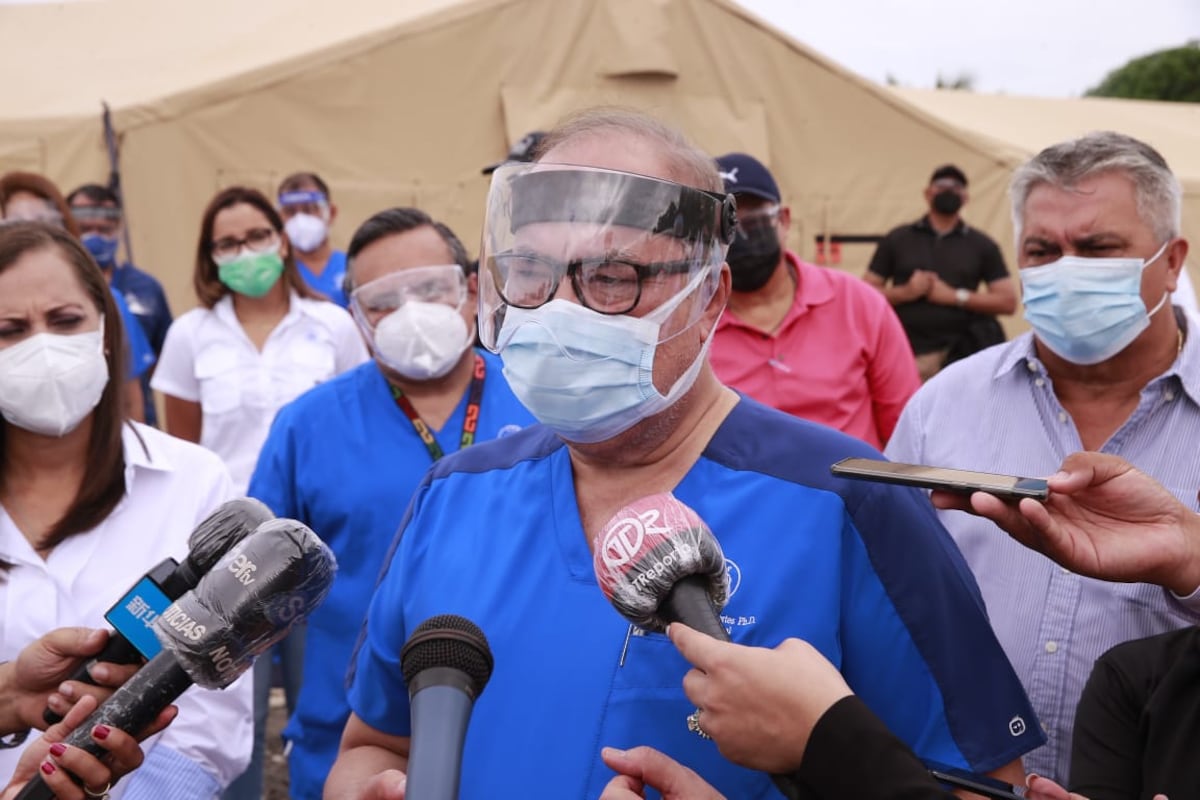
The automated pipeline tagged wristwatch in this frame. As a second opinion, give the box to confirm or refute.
[955,288,970,307]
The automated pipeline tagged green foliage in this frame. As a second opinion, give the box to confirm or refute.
[1086,42,1200,103]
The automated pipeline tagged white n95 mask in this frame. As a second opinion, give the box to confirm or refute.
[372,301,472,381]
[0,323,109,437]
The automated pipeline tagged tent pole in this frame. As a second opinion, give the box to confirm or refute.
[102,102,135,264]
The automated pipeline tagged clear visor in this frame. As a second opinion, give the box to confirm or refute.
[478,162,735,352]
[350,264,467,331]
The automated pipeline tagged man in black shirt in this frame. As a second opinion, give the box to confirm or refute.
[865,165,1017,380]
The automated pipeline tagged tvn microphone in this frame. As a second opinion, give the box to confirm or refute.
[400,615,493,800]
[43,497,274,724]
[593,492,730,640]
[17,518,335,800]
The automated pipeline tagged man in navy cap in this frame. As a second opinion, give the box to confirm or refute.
[709,152,919,449]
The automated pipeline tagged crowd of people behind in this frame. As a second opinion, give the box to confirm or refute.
[0,105,1198,800]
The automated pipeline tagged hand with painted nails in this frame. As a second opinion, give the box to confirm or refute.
[1025,773,1167,800]
[0,628,143,737]
[0,693,176,800]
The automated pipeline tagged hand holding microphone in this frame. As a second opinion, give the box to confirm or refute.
[42,498,274,724]
[14,517,336,800]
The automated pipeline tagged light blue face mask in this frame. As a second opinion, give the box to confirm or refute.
[498,275,714,443]
[1020,242,1170,365]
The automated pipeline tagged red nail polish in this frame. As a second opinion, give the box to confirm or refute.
[40,761,56,775]
[49,743,65,757]
[93,725,111,740]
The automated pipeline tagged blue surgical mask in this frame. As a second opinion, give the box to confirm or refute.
[499,276,713,443]
[81,232,119,267]
[1020,242,1170,365]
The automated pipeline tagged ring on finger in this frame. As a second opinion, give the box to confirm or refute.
[686,708,712,740]
[83,781,112,799]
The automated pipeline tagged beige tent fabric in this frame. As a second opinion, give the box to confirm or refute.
[5,0,1165,323]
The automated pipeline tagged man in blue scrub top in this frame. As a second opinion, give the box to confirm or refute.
[326,109,1041,800]
[277,172,348,306]
[248,207,532,799]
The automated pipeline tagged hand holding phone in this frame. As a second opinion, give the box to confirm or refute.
[830,457,1049,501]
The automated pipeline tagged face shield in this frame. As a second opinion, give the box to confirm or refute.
[478,163,736,353]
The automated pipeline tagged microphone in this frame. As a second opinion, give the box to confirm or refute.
[400,615,493,800]
[594,496,808,800]
[593,492,730,640]
[43,497,274,724]
[16,518,336,800]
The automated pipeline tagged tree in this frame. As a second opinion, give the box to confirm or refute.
[1086,42,1200,103]
[934,71,975,91]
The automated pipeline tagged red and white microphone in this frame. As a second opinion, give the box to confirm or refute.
[593,492,730,640]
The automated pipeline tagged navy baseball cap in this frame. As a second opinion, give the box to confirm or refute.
[482,131,547,174]
[715,153,780,204]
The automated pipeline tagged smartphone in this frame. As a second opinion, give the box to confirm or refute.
[929,769,1025,800]
[830,457,1050,501]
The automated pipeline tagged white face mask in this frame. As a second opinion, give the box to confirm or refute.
[0,323,109,437]
[284,213,329,254]
[372,301,473,380]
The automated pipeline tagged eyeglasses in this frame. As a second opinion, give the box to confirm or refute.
[210,228,279,263]
[489,251,695,315]
[351,265,467,316]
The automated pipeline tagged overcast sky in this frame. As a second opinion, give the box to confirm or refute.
[734,0,1199,97]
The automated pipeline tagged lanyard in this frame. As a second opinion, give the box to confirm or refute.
[390,353,486,462]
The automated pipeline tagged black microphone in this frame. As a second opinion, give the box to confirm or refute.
[43,498,274,724]
[400,615,493,800]
[16,518,336,800]
[593,492,730,640]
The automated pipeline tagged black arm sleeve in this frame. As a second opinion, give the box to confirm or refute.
[1068,653,1146,800]
[980,237,1010,283]
[792,696,955,800]
[867,234,896,280]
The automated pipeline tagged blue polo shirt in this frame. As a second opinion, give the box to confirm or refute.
[349,397,1043,799]
[247,352,532,799]
[297,250,348,307]
[111,263,172,425]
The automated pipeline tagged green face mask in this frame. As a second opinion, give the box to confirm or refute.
[217,251,285,298]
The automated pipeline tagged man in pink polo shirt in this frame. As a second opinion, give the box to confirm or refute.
[710,153,920,449]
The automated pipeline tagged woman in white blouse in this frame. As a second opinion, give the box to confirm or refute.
[0,222,253,798]
[153,186,367,493]
[151,186,365,800]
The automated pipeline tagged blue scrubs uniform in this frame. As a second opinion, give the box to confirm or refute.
[349,397,1044,799]
[248,352,533,798]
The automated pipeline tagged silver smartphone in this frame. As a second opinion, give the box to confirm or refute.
[830,457,1050,501]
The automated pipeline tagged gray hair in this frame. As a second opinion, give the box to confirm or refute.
[538,107,724,194]
[1010,131,1182,244]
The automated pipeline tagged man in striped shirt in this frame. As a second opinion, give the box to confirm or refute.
[887,131,1200,784]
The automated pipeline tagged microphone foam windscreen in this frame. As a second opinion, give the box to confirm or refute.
[155,518,336,689]
[186,497,275,572]
[401,615,494,698]
[593,492,728,632]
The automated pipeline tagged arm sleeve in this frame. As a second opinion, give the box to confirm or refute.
[865,295,920,445]
[1068,652,1145,800]
[149,316,200,401]
[248,407,301,519]
[883,385,926,464]
[838,481,1044,773]
[148,284,174,356]
[795,696,955,800]
[345,482,432,737]
[867,235,896,280]
[980,239,1010,284]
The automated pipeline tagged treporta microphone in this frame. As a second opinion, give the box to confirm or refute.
[400,615,493,800]
[16,518,335,800]
[594,496,806,800]
[593,492,730,640]
[43,497,274,724]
